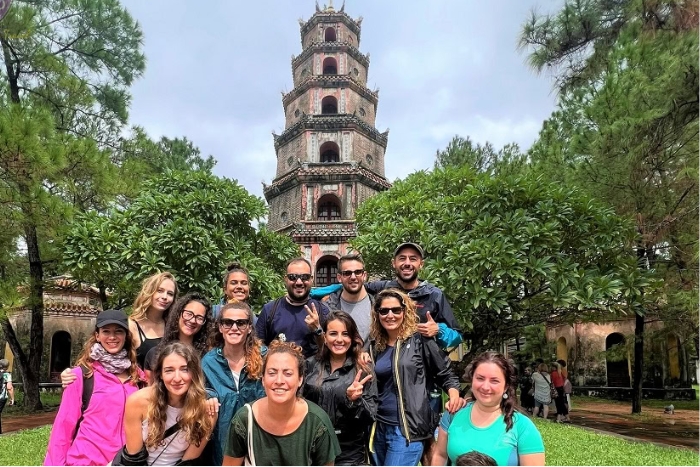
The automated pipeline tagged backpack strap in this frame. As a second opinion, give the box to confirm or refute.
[245,404,255,466]
[265,298,283,342]
[72,365,94,441]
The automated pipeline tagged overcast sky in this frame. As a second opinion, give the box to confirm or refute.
[120,0,562,199]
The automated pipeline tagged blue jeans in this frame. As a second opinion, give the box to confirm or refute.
[371,422,424,466]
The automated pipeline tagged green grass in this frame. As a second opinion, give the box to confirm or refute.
[3,389,61,419]
[1,419,697,466]
[0,425,50,466]
[535,419,698,466]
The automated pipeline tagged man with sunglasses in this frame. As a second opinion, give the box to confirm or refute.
[324,253,373,343]
[255,257,330,358]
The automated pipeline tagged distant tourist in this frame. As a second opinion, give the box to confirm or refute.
[550,362,569,423]
[0,358,14,434]
[531,363,552,420]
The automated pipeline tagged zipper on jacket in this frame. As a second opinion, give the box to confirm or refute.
[392,338,411,445]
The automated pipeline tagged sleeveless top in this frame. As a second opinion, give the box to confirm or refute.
[141,405,189,466]
[135,321,162,369]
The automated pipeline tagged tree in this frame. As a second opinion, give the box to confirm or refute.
[0,0,144,409]
[352,165,647,357]
[522,0,698,412]
[435,135,525,175]
[62,171,300,311]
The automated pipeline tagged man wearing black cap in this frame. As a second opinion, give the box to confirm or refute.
[365,242,462,348]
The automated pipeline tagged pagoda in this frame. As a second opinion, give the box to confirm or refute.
[264,1,390,286]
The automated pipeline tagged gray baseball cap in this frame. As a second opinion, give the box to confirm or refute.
[393,242,424,258]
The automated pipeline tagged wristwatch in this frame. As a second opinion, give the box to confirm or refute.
[314,327,324,336]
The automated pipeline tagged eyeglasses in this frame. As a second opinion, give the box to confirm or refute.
[376,306,404,316]
[220,318,250,330]
[286,273,311,282]
[182,310,206,325]
[340,269,365,277]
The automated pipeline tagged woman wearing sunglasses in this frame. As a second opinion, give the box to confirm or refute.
[202,301,266,465]
[368,289,464,466]
[143,292,212,382]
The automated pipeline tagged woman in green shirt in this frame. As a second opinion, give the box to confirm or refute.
[431,352,545,466]
[223,340,341,466]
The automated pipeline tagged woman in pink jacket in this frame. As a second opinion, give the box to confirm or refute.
[45,309,145,466]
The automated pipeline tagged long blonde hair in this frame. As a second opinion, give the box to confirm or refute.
[146,342,212,448]
[130,272,178,321]
[74,327,141,384]
[209,301,263,380]
[370,288,418,352]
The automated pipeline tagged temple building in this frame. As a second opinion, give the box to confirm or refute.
[264,1,391,285]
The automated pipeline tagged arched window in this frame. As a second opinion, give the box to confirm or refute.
[322,57,337,75]
[316,256,338,287]
[324,27,336,42]
[50,331,72,381]
[605,333,630,387]
[317,194,341,221]
[321,96,338,114]
[319,141,340,163]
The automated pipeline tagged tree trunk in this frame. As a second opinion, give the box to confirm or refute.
[0,319,41,409]
[22,218,44,411]
[98,280,108,309]
[632,312,644,413]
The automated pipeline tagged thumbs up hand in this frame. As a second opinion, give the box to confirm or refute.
[417,311,439,337]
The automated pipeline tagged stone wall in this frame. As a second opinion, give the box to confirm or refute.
[267,184,303,231]
[8,310,95,382]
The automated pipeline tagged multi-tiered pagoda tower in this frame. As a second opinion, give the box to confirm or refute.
[264,1,390,286]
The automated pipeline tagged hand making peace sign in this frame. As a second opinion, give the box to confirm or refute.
[304,302,321,331]
[346,370,373,401]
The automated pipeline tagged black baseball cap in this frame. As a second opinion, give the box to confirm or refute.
[96,309,129,330]
[393,242,425,258]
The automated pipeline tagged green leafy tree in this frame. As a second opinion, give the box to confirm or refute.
[435,135,525,175]
[0,0,144,409]
[62,171,300,311]
[352,165,648,357]
[522,0,698,412]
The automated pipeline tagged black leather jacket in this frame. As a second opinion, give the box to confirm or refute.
[303,356,377,465]
[369,332,460,443]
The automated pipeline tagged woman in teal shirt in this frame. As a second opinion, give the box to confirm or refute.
[431,352,545,466]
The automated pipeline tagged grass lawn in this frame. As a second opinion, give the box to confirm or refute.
[0,419,697,466]
[535,419,698,466]
[2,389,61,419]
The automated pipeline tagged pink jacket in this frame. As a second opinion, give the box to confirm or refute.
[44,361,143,466]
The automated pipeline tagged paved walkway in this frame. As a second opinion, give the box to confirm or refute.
[2,410,57,434]
[543,401,699,451]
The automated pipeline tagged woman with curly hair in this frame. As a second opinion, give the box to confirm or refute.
[45,309,145,465]
[368,289,464,466]
[143,292,212,380]
[201,301,266,465]
[303,310,377,465]
[431,352,545,466]
[119,342,215,465]
[223,340,341,466]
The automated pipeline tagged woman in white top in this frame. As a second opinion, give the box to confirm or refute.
[122,342,216,465]
[531,363,552,420]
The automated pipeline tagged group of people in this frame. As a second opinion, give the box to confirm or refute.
[519,361,572,423]
[43,242,545,466]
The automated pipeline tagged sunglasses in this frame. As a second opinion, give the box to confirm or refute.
[220,318,250,330]
[376,306,404,316]
[286,273,312,282]
[182,310,206,325]
[340,269,365,277]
